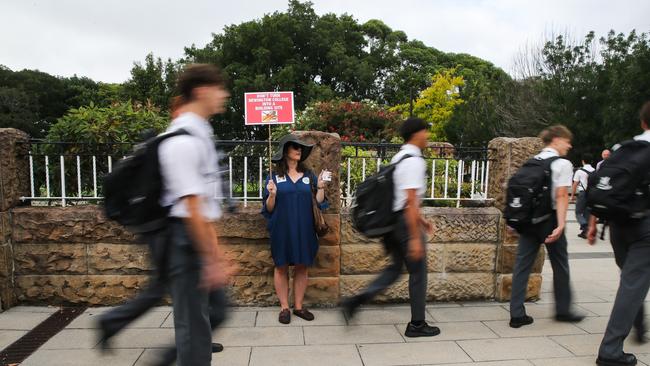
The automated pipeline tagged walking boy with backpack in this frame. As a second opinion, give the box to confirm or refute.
[343,118,440,338]
[588,101,650,366]
[505,125,584,328]
[571,153,595,238]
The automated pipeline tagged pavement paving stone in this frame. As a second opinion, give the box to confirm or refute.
[4,306,60,314]
[637,353,650,366]
[431,305,511,322]
[574,315,609,334]
[104,328,175,349]
[255,309,345,327]
[249,345,362,366]
[0,330,27,349]
[550,333,650,356]
[395,321,498,342]
[358,341,472,366]
[212,326,304,347]
[162,310,256,328]
[40,329,101,349]
[347,308,434,326]
[529,355,603,365]
[577,302,614,316]
[67,308,170,329]
[135,346,251,366]
[304,324,403,345]
[0,311,51,330]
[20,349,144,366]
[457,336,573,362]
[482,318,587,338]
[426,361,534,366]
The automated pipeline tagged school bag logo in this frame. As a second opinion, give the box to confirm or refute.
[504,156,559,233]
[509,197,522,208]
[587,140,650,221]
[596,177,613,191]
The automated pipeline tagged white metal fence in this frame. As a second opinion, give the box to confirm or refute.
[19,141,492,207]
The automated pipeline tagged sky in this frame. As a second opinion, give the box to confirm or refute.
[1,0,648,83]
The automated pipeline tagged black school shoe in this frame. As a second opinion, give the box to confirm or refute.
[555,313,585,323]
[509,315,534,328]
[212,343,224,353]
[97,317,116,353]
[341,296,362,321]
[404,321,441,337]
[596,352,637,366]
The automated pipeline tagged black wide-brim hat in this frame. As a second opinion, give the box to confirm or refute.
[271,134,314,163]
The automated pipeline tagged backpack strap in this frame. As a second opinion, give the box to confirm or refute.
[393,153,415,166]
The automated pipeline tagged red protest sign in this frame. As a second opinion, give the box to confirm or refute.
[244,92,294,125]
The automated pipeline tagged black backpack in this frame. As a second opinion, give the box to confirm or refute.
[504,156,559,232]
[103,129,189,233]
[351,154,413,238]
[586,140,650,221]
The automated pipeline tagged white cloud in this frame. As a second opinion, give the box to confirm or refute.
[1,0,647,82]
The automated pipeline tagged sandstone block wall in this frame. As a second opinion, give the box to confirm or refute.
[0,129,545,308]
[340,207,501,302]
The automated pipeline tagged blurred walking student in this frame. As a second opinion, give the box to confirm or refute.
[588,101,650,366]
[341,118,440,338]
[97,92,225,363]
[158,64,235,366]
[571,153,595,238]
[508,125,584,329]
[262,134,330,324]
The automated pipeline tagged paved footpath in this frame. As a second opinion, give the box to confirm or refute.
[2,209,650,365]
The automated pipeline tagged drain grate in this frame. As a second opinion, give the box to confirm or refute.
[0,307,86,365]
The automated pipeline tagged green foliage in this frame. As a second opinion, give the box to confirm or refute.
[0,86,44,136]
[391,69,465,140]
[121,53,180,110]
[296,99,402,141]
[0,65,123,137]
[499,29,650,160]
[46,101,169,144]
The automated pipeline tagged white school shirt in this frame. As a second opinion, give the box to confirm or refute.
[634,130,650,143]
[159,112,223,220]
[534,148,574,209]
[391,144,426,212]
[573,164,595,192]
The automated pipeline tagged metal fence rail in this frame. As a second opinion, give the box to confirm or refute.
[18,140,492,207]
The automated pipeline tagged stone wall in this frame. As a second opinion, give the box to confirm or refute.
[0,128,544,308]
[8,205,502,306]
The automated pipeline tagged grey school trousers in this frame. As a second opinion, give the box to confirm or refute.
[510,217,573,318]
[599,217,650,359]
[167,219,228,366]
[357,213,428,322]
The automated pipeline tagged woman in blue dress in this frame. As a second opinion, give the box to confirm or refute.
[262,134,329,324]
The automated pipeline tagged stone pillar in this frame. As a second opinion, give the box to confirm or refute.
[0,128,30,309]
[295,131,342,305]
[488,137,547,302]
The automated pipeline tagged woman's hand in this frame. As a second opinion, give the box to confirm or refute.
[267,179,277,196]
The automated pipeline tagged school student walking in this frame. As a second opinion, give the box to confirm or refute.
[571,154,595,238]
[588,101,650,366]
[342,118,440,338]
[157,64,235,366]
[506,125,584,328]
